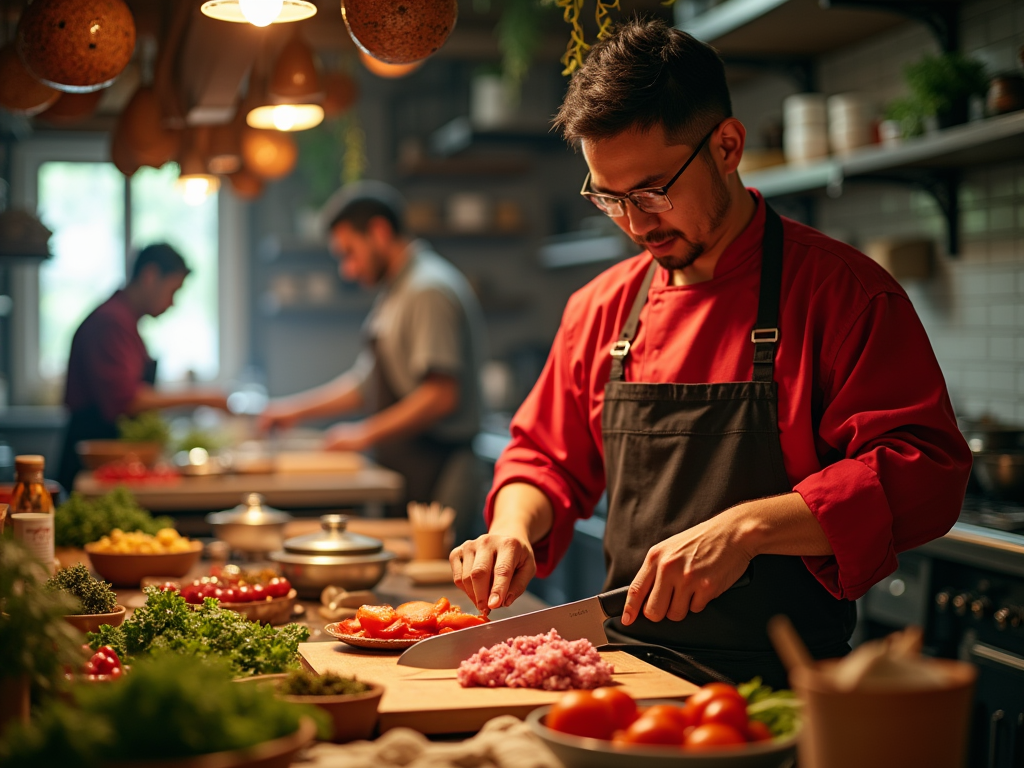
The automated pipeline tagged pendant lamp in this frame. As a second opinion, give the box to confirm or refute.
[16,0,136,93]
[246,33,324,132]
[201,0,316,27]
[36,89,105,124]
[118,85,181,169]
[358,49,422,79]
[228,169,264,200]
[241,126,298,180]
[322,71,359,118]
[177,127,221,206]
[0,44,59,115]
[207,105,246,175]
[342,0,457,65]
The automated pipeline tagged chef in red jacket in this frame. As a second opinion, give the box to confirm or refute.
[450,20,972,687]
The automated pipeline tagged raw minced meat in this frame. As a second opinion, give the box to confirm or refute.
[456,629,614,690]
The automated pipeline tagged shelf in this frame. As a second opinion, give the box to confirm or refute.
[429,117,568,158]
[678,0,914,58]
[539,232,634,269]
[745,111,1024,198]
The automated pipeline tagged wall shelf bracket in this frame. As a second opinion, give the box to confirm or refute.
[819,0,960,52]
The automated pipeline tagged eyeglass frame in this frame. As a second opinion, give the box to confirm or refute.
[579,124,719,217]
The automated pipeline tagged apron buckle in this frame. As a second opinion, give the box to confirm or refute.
[610,340,631,360]
[750,328,779,343]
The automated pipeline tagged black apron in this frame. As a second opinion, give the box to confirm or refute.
[601,205,855,689]
[369,337,470,517]
[56,358,157,492]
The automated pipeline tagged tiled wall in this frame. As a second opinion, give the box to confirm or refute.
[735,0,1024,424]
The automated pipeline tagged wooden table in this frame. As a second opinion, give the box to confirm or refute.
[73,464,404,516]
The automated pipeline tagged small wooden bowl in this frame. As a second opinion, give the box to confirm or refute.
[64,604,127,634]
[85,541,202,587]
[76,439,163,469]
[237,675,384,743]
[186,590,298,626]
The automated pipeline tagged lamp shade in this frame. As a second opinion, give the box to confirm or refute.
[342,0,457,65]
[0,44,59,115]
[36,89,105,124]
[357,49,422,79]
[17,0,136,93]
[241,126,298,180]
[119,85,181,169]
[269,34,323,102]
[322,71,359,118]
[201,0,316,26]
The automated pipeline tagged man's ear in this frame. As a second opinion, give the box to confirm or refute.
[368,215,397,246]
[716,117,747,176]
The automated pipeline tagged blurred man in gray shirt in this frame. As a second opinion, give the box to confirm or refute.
[260,182,485,540]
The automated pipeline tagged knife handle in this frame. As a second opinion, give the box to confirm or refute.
[598,571,752,619]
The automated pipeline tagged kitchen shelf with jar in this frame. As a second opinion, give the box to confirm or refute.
[744,110,1024,255]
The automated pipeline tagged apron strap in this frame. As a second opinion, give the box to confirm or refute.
[608,261,657,383]
[751,204,784,384]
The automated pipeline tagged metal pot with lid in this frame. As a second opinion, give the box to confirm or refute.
[270,514,394,597]
[205,493,293,554]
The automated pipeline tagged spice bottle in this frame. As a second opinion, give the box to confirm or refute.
[10,454,54,515]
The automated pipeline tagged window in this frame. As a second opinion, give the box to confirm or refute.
[11,134,248,406]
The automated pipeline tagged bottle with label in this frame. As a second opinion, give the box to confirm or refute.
[10,455,54,515]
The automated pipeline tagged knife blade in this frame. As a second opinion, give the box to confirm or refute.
[397,587,630,669]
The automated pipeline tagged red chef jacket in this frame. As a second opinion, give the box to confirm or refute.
[65,290,151,423]
[487,191,972,601]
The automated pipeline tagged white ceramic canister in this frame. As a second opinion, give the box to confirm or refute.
[12,512,54,573]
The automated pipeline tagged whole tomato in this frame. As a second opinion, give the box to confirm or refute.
[644,703,694,728]
[181,584,203,605]
[617,711,687,746]
[266,577,291,598]
[683,682,747,722]
[546,691,617,741]
[250,583,267,601]
[684,723,747,750]
[220,587,240,603]
[235,585,253,603]
[591,687,638,730]
[700,696,749,733]
[746,720,773,742]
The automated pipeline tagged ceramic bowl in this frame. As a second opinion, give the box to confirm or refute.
[526,700,798,768]
[85,541,202,587]
[237,675,384,743]
[64,604,127,634]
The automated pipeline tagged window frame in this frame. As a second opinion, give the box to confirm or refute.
[10,131,250,405]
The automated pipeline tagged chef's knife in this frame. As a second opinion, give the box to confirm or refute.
[396,571,753,669]
[397,586,630,669]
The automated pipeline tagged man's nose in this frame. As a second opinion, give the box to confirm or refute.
[623,203,661,238]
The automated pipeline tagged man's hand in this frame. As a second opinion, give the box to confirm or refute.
[258,402,302,433]
[622,506,754,626]
[323,421,372,452]
[450,533,537,613]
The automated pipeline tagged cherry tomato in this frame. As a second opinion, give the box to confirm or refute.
[266,577,291,598]
[220,587,240,603]
[235,585,253,602]
[684,723,747,750]
[644,704,694,728]
[198,582,219,599]
[700,696,749,733]
[617,712,687,746]
[108,666,123,680]
[181,584,202,605]
[591,687,638,730]
[546,691,617,741]
[158,582,178,593]
[683,683,747,722]
[250,583,267,601]
[746,720,773,742]
[83,660,99,675]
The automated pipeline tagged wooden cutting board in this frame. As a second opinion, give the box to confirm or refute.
[298,642,698,734]
[274,451,365,474]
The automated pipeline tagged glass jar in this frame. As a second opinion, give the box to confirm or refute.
[10,455,54,515]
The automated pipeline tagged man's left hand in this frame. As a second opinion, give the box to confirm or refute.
[622,505,754,626]
[323,422,372,452]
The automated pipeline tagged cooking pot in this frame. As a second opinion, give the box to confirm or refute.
[269,514,394,598]
[972,452,1024,503]
[205,493,292,554]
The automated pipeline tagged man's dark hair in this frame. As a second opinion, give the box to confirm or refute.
[129,243,191,282]
[554,18,732,147]
[324,180,406,235]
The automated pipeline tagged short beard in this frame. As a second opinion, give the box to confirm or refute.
[634,166,731,271]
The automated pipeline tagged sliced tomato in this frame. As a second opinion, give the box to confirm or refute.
[371,618,413,639]
[432,596,450,616]
[337,617,363,634]
[356,604,397,634]
[437,612,488,631]
[438,627,455,634]
[396,601,439,632]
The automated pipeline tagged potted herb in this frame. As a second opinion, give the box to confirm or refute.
[0,539,82,734]
[46,563,126,634]
[903,52,988,129]
[239,668,384,743]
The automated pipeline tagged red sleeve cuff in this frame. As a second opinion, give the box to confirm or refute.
[795,459,898,600]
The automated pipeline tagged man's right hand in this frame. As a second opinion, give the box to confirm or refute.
[257,402,301,433]
[450,532,537,613]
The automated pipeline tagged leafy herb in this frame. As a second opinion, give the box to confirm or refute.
[174,427,222,454]
[0,655,328,766]
[116,410,171,446]
[88,587,309,677]
[55,487,174,548]
[0,539,82,697]
[279,668,372,697]
[738,677,802,739]
[45,563,118,615]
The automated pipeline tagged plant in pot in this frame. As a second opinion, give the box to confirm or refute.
[903,52,988,129]
[45,563,126,634]
[0,539,82,734]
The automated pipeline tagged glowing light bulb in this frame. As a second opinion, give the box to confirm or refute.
[179,176,220,206]
[239,0,283,26]
[272,105,296,131]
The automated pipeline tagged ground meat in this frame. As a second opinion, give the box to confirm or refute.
[456,629,614,690]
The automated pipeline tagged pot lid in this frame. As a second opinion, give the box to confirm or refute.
[206,492,292,525]
[281,514,383,556]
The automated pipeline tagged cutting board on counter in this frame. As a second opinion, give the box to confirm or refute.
[273,451,365,474]
[298,642,697,734]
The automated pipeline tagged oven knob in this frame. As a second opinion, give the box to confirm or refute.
[935,592,951,612]
[971,597,992,619]
[953,593,975,617]
[995,608,1011,630]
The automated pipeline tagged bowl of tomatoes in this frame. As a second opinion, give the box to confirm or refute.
[526,682,799,768]
[176,574,297,625]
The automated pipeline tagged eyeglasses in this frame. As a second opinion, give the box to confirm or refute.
[580,125,717,217]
